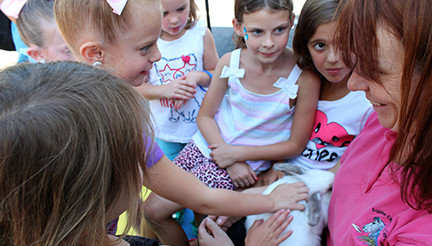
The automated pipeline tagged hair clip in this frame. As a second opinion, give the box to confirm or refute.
[243,27,248,40]
[105,0,127,15]
[0,0,27,19]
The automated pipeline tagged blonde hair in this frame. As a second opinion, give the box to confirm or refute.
[0,61,154,245]
[184,0,199,30]
[54,0,161,53]
[16,0,55,47]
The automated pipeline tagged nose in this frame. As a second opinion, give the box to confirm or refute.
[327,46,339,63]
[347,71,368,92]
[169,14,179,24]
[151,43,162,63]
[262,34,275,48]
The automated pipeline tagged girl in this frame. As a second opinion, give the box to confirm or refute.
[0,61,158,246]
[290,0,372,171]
[136,0,219,161]
[144,0,320,243]
[16,0,74,62]
[54,0,309,244]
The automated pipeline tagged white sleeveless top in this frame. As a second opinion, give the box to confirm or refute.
[193,48,303,171]
[148,21,207,143]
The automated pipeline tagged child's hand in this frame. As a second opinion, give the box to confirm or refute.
[226,162,258,188]
[170,99,188,110]
[198,217,234,246]
[245,209,293,246]
[256,168,284,186]
[163,76,196,100]
[268,182,308,211]
[209,144,241,168]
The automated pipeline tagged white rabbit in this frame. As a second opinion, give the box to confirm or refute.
[245,164,334,246]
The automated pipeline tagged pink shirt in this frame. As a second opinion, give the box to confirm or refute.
[328,112,432,245]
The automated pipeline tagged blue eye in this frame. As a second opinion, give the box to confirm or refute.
[252,30,263,35]
[141,44,152,52]
[275,27,286,34]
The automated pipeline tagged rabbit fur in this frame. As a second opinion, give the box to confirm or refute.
[245,164,334,246]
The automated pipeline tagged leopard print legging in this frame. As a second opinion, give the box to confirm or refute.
[174,140,235,190]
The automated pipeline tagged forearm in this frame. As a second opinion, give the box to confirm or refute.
[187,70,212,87]
[197,114,225,146]
[144,156,276,216]
[233,141,305,162]
[135,83,170,100]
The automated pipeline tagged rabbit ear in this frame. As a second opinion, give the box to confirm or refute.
[273,163,305,176]
[307,192,322,226]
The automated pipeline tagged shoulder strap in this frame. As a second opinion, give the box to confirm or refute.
[286,65,303,84]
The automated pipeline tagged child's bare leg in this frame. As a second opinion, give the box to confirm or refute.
[143,192,188,246]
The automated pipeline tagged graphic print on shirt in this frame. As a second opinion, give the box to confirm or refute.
[352,208,391,245]
[154,54,202,123]
[301,110,355,162]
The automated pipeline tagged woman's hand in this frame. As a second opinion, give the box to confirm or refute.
[245,209,293,246]
[226,162,258,188]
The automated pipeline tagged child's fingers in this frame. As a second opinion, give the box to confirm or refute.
[276,229,293,244]
[248,219,264,231]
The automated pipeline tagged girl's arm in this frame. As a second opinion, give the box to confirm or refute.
[209,70,321,167]
[143,156,308,216]
[196,53,231,146]
[135,79,196,101]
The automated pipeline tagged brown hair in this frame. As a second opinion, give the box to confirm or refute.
[0,62,153,245]
[335,0,432,212]
[233,0,293,48]
[54,0,161,54]
[16,0,55,47]
[292,0,345,70]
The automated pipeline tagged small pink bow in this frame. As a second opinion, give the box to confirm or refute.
[105,0,127,15]
[0,0,27,19]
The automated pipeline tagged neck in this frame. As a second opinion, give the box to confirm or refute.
[319,75,351,100]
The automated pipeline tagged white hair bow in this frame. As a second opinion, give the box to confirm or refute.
[0,0,27,19]
[105,0,127,15]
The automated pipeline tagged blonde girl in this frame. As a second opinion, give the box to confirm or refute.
[16,0,73,62]
[144,0,320,244]
[0,61,153,245]
[137,0,219,161]
[54,0,309,245]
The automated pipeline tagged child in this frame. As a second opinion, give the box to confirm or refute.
[54,0,309,244]
[0,61,158,246]
[144,0,321,243]
[15,0,74,62]
[289,0,372,171]
[136,0,219,161]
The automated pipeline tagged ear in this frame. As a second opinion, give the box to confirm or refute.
[79,41,104,64]
[26,45,45,62]
[232,18,243,36]
[289,13,295,28]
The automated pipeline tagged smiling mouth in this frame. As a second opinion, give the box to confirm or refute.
[371,102,384,106]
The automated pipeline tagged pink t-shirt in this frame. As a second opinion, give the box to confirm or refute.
[328,112,432,245]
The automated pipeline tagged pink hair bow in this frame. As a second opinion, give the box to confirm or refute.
[105,0,127,15]
[0,0,27,19]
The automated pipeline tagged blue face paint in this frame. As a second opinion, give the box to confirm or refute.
[243,27,248,40]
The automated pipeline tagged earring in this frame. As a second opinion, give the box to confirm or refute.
[40,59,46,64]
[93,61,102,67]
